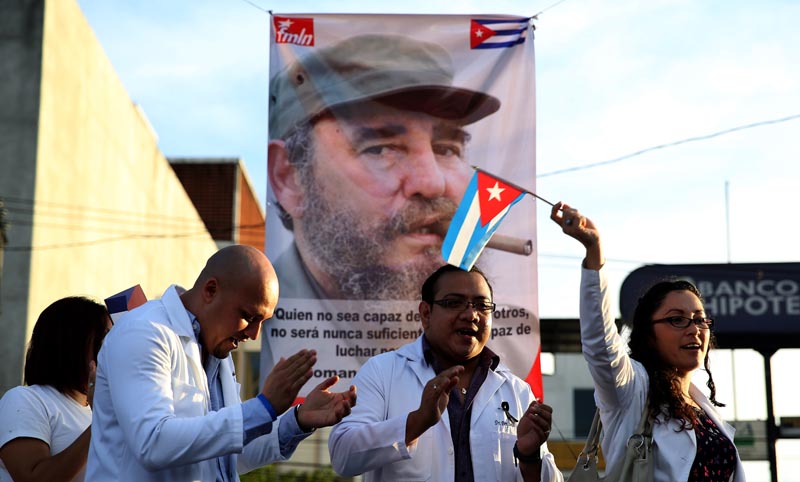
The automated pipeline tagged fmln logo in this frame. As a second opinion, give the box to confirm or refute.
[274,16,315,46]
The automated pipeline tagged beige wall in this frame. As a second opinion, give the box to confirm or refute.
[0,0,218,391]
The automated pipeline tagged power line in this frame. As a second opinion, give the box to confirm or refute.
[236,0,269,14]
[533,0,571,19]
[539,113,800,178]
[1,196,204,225]
[1,197,266,234]
[0,195,266,251]
[6,218,264,234]
[2,220,265,250]
[538,252,646,265]
[3,230,212,252]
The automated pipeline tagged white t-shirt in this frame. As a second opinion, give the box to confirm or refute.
[0,384,91,482]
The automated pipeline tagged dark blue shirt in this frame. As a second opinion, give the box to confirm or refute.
[422,335,500,482]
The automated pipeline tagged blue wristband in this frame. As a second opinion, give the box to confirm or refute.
[257,394,278,420]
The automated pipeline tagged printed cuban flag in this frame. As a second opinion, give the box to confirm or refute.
[470,17,529,49]
[442,170,525,270]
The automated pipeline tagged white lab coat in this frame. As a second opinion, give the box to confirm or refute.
[87,285,295,482]
[580,268,746,482]
[328,337,563,482]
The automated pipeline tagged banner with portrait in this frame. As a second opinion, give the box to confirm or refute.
[263,13,541,397]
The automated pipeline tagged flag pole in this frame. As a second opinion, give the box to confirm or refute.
[471,165,555,207]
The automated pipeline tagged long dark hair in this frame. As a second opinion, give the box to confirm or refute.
[24,296,110,396]
[628,280,724,429]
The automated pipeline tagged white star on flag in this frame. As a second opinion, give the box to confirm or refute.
[486,182,505,201]
[278,19,293,30]
[475,30,484,38]
[442,171,526,271]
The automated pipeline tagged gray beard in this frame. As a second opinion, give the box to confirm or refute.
[298,178,456,300]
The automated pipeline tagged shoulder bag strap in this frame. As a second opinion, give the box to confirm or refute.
[567,408,603,482]
[577,409,603,466]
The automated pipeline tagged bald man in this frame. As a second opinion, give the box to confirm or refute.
[87,245,357,482]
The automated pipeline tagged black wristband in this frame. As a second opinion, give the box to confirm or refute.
[293,404,316,434]
[513,442,541,466]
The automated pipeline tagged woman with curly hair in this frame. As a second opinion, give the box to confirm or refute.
[552,202,744,482]
[0,296,111,482]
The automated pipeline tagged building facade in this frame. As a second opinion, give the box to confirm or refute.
[0,0,219,391]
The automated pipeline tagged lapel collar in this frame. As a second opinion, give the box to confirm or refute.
[219,357,239,406]
[160,285,194,337]
[690,383,736,438]
[160,285,208,396]
[403,338,435,388]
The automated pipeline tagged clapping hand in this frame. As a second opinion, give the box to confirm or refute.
[260,349,316,416]
[296,377,357,431]
[405,365,463,445]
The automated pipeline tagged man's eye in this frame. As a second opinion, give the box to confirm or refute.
[361,144,401,156]
[444,300,465,309]
[433,144,462,158]
[362,145,385,155]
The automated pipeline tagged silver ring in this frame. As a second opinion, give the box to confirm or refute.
[565,218,573,226]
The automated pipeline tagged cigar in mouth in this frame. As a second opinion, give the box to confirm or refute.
[433,222,532,256]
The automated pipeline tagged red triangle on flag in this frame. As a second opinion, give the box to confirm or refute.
[477,171,523,226]
[470,20,496,49]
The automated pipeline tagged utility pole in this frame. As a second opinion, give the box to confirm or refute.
[0,198,7,314]
[725,181,739,421]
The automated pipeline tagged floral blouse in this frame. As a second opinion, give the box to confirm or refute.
[689,408,736,481]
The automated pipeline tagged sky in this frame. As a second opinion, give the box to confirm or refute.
[76,0,800,478]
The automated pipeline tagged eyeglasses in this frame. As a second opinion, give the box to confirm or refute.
[652,316,714,329]
[432,299,496,314]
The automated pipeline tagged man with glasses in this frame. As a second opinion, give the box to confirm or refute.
[328,264,562,482]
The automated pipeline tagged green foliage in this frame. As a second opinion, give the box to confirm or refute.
[0,198,8,244]
[240,465,351,482]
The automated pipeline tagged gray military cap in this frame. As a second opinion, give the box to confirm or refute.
[269,34,501,139]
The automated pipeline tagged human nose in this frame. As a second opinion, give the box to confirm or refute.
[684,321,703,335]
[400,144,446,199]
[458,303,484,320]
[243,320,262,341]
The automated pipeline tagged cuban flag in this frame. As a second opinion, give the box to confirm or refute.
[470,17,529,49]
[104,285,147,323]
[442,170,525,270]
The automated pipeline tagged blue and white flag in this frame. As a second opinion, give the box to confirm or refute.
[442,170,525,270]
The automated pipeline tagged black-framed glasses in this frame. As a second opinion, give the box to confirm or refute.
[652,316,714,329]
[432,299,496,314]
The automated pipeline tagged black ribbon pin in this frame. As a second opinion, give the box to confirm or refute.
[501,401,518,424]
